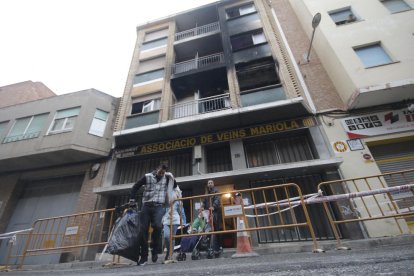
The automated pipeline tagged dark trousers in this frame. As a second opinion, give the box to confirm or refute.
[211,211,223,252]
[139,203,165,258]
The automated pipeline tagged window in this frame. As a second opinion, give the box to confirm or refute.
[236,58,280,91]
[141,37,167,52]
[244,133,315,168]
[381,0,412,13]
[144,28,168,42]
[137,56,165,74]
[89,109,109,137]
[205,143,232,173]
[226,3,256,19]
[328,7,358,25]
[230,30,267,51]
[133,69,164,86]
[49,107,80,134]
[131,99,161,115]
[3,114,48,143]
[354,43,393,68]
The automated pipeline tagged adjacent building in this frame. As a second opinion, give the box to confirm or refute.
[0,85,119,263]
[283,0,414,234]
[0,81,55,108]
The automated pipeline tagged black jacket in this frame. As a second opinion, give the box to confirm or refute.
[202,187,221,211]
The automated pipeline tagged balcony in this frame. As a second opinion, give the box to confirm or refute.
[240,85,286,107]
[125,111,159,130]
[233,44,272,64]
[175,22,220,42]
[170,93,231,119]
[172,52,225,75]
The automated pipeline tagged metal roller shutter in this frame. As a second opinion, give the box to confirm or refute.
[370,140,414,174]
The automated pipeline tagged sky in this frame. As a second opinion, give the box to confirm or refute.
[0,0,217,97]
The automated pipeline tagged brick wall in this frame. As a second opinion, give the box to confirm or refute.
[73,162,108,214]
[0,81,56,108]
[269,0,345,112]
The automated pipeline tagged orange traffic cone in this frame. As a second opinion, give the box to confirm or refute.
[231,217,259,258]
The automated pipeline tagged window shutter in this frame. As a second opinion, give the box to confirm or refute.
[55,107,81,119]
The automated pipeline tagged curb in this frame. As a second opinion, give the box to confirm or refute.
[8,235,414,271]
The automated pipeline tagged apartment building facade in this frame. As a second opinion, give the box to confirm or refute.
[95,0,356,246]
[284,0,414,234]
[0,87,119,264]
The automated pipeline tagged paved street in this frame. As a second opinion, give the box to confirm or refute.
[2,240,414,276]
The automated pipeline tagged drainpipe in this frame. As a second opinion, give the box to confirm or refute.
[270,7,317,114]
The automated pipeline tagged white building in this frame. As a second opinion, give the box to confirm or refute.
[286,0,414,234]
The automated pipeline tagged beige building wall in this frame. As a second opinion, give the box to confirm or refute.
[114,22,171,131]
[288,0,414,105]
[320,116,412,237]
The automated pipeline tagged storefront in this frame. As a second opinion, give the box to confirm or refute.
[106,116,341,245]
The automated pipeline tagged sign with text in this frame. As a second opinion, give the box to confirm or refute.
[341,108,414,139]
[65,226,79,236]
[224,204,243,217]
[115,117,317,158]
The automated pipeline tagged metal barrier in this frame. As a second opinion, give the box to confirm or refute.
[167,183,323,260]
[317,169,414,249]
[6,208,117,269]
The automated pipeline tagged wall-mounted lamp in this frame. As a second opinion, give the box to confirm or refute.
[89,163,101,179]
[304,12,322,63]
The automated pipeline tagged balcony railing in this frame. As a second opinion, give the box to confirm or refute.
[3,131,41,143]
[170,93,231,119]
[175,22,220,42]
[172,52,224,75]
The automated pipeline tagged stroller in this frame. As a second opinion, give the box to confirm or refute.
[176,210,214,261]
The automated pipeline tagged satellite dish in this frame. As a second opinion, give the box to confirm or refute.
[312,13,322,29]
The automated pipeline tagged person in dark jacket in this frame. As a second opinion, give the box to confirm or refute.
[201,179,223,257]
[129,163,176,266]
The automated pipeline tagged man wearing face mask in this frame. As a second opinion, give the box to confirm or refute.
[201,179,223,258]
[129,163,176,266]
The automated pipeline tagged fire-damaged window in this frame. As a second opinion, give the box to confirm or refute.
[244,131,316,168]
[205,142,232,173]
[230,30,266,52]
[236,58,280,91]
[226,3,256,19]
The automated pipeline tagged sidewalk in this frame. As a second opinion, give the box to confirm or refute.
[3,234,414,272]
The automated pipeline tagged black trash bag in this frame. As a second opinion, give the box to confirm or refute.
[106,209,140,262]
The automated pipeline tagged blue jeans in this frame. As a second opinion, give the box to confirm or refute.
[163,224,179,258]
[139,203,165,258]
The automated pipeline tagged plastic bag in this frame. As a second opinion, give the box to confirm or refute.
[106,209,140,262]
